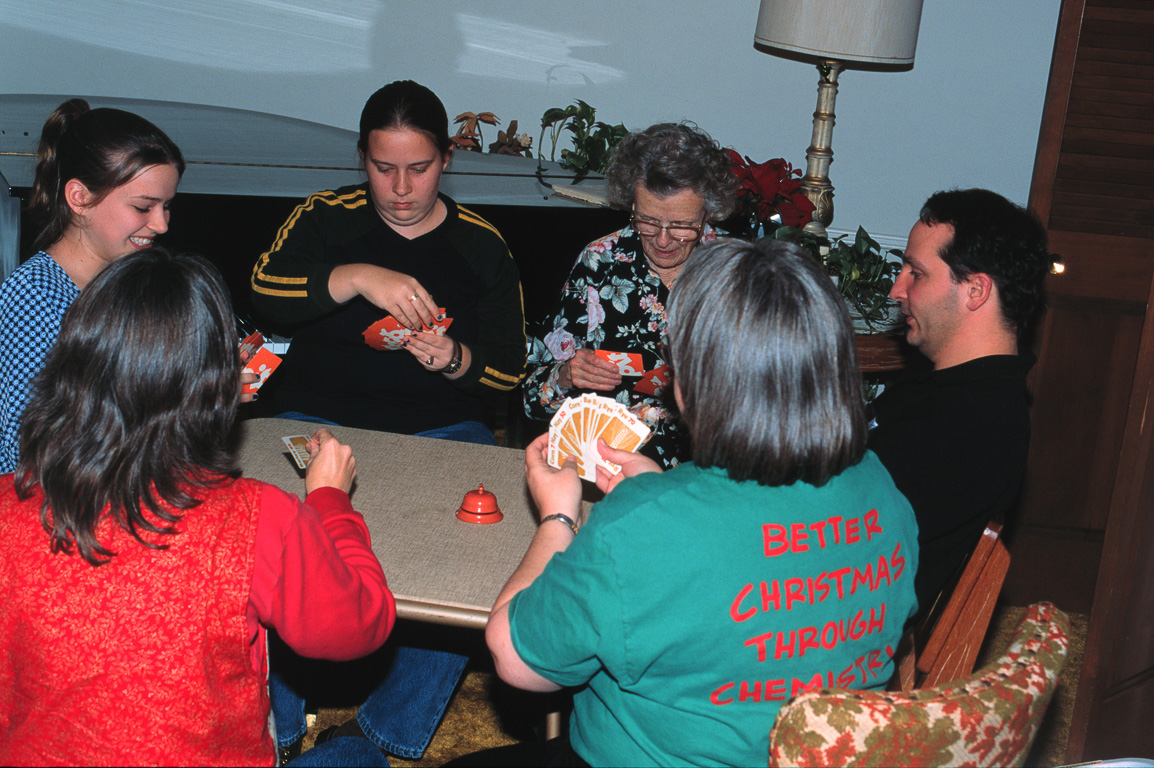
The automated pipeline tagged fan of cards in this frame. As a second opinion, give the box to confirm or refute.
[548,394,651,481]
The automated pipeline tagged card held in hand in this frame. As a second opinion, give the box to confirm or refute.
[547,394,651,482]
[242,345,281,395]
[282,435,311,470]
[363,310,452,351]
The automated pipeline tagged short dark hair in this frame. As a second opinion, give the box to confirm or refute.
[669,238,866,487]
[919,188,1051,339]
[358,80,451,156]
[28,98,185,253]
[16,248,241,566]
[606,122,737,220]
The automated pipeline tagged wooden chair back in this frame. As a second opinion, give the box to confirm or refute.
[892,521,1011,691]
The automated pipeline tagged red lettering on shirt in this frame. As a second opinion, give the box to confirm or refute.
[784,577,806,610]
[828,516,844,543]
[761,580,782,612]
[739,680,762,702]
[844,517,861,544]
[867,649,884,676]
[851,563,874,595]
[828,567,851,599]
[875,555,891,587]
[761,512,891,557]
[892,542,906,580]
[711,682,735,705]
[798,625,820,656]
[791,672,828,698]
[790,522,809,552]
[764,678,788,701]
[730,583,756,622]
[868,603,886,635]
[744,631,775,662]
[763,524,788,557]
[774,630,796,659]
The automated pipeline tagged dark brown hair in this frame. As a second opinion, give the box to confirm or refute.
[16,248,240,566]
[668,238,866,486]
[28,98,185,253]
[919,188,1051,342]
[358,80,450,156]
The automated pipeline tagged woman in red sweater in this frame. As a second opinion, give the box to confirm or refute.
[0,248,395,766]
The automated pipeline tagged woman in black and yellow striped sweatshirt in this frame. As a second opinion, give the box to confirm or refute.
[251,80,525,442]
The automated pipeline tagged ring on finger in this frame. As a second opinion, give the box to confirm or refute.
[409,293,419,302]
[427,355,434,365]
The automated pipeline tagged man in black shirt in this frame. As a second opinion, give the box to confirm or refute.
[868,189,1052,611]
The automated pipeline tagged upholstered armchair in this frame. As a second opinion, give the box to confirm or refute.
[768,602,1069,768]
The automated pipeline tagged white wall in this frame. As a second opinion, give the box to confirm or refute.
[0,0,1060,244]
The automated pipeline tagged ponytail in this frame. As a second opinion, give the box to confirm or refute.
[26,99,185,254]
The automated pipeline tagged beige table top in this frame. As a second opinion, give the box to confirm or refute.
[237,417,542,629]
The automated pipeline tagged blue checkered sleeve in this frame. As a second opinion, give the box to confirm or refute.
[0,253,79,473]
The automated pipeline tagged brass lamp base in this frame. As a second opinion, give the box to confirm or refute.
[800,61,843,239]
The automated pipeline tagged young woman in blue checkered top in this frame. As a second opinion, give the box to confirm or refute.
[0,98,185,472]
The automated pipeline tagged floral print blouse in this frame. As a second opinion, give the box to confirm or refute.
[523,224,717,468]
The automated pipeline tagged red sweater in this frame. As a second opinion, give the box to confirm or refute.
[0,476,394,767]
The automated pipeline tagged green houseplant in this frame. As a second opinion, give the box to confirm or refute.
[538,99,627,180]
[720,150,900,333]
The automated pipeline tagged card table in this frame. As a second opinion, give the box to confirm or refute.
[238,417,557,629]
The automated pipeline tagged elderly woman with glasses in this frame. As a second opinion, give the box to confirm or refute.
[523,122,736,468]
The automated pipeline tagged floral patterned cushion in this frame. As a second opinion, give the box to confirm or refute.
[768,602,1070,768]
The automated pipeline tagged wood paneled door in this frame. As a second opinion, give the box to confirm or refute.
[1019,0,1154,760]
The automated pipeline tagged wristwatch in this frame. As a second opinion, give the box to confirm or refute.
[440,339,463,375]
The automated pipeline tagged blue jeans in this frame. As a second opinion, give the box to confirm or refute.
[273,412,496,447]
[287,736,390,767]
[269,412,489,758]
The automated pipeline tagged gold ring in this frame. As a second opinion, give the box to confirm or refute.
[409,293,418,302]
[426,355,434,365]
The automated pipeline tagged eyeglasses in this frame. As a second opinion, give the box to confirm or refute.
[631,212,704,243]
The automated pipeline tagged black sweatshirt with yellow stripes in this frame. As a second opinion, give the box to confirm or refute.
[251,185,525,433]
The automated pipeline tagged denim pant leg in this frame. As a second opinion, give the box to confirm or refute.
[413,420,496,445]
[288,736,390,767]
[269,670,308,748]
[355,645,469,759]
[275,411,342,427]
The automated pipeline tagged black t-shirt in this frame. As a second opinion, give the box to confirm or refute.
[867,354,1032,610]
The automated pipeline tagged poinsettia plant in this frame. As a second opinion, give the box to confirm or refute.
[720,150,816,238]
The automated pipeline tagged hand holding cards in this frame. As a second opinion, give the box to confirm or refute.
[363,310,452,351]
[240,331,281,395]
[548,394,651,481]
[283,429,358,495]
[282,435,311,469]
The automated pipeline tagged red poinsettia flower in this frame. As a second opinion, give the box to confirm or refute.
[725,151,815,231]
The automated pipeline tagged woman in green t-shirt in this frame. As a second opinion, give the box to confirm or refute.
[459,238,920,768]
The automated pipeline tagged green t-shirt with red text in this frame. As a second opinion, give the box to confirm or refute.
[509,452,919,767]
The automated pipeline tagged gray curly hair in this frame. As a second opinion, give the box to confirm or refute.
[606,122,737,220]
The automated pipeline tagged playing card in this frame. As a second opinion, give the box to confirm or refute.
[363,310,452,351]
[549,397,588,477]
[282,435,311,470]
[595,350,644,376]
[238,330,265,360]
[242,346,282,394]
[633,364,672,397]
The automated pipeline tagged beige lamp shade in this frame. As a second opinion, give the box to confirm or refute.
[754,0,923,65]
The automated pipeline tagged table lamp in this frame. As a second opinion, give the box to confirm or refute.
[754,0,924,237]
